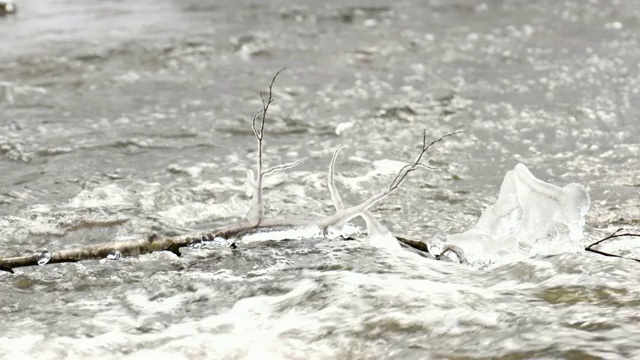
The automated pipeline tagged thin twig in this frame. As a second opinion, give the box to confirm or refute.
[263,160,302,176]
[387,129,463,195]
[585,228,640,262]
[387,130,464,193]
[586,228,623,250]
[252,67,286,141]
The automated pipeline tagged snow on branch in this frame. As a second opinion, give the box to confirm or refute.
[245,68,301,226]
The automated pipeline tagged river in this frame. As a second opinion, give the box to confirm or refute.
[1,0,639,358]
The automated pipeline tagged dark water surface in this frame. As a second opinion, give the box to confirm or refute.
[1,0,639,358]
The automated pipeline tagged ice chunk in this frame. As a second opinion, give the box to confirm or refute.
[512,164,590,252]
[107,250,122,260]
[37,250,51,266]
[475,170,521,239]
[445,163,590,263]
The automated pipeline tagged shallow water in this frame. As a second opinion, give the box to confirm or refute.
[1,0,639,359]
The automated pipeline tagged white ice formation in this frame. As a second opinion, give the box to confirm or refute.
[323,146,401,251]
[444,163,590,262]
[245,160,301,226]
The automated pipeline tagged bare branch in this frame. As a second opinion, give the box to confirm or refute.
[329,145,345,212]
[263,160,302,176]
[320,130,462,231]
[387,130,464,193]
[326,144,400,249]
[586,228,624,250]
[253,67,286,141]
[251,109,263,138]
[415,163,439,172]
[585,229,640,263]
[246,68,287,226]
[395,228,640,265]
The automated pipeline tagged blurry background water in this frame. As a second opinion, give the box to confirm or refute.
[0,0,639,359]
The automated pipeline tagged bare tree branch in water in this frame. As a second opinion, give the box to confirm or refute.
[585,228,640,263]
[318,130,463,232]
[246,68,301,226]
[387,130,463,193]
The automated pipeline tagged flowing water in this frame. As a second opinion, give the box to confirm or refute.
[1,0,639,358]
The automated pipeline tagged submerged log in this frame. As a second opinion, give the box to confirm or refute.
[2,225,639,273]
[0,224,251,273]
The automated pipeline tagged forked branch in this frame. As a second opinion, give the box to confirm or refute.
[246,68,301,226]
[252,68,286,141]
[387,130,464,193]
[319,130,463,231]
[585,228,640,263]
